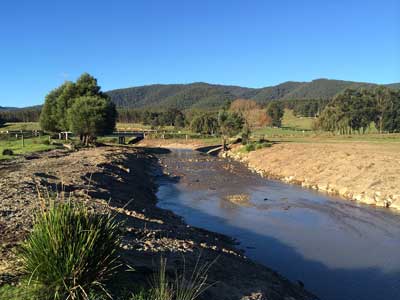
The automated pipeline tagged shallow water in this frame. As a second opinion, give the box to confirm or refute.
[155,149,400,300]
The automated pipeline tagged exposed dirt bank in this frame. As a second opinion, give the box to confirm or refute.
[226,143,400,211]
[0,146,316,300]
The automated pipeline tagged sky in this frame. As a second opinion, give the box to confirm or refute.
[0,0,399,107]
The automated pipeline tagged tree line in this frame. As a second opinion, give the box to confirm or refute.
[40,73,117,144]
[282,99,329,117]
[314,87,400,134]
[0,108,41,123]
[118,108,185,128]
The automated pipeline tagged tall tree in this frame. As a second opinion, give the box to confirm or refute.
[380,89,400,133]
[75,72,103,96]
[174,113,185,129]
[68,96,116,145]
[315,88,400,134]
[266,102,284,127]
[373,87,400,133]
[55,82,79,131]
[40,85,65,132]
[190,113,218,135]
[218,110,244,149]
[40,73,110,133]
[230,99,271,128]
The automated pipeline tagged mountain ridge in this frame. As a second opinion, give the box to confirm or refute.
[4,79,400,110]
[106,78,400,109]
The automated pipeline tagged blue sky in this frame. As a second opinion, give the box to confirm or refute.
[1,0,399,107]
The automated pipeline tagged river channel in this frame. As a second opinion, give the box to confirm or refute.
[155,149,400,300]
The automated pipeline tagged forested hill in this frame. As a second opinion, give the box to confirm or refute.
[106,82,259,110]
[0,106,17,110]
[106,79,400,109]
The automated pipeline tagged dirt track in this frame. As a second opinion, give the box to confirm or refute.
[228,142,400,210]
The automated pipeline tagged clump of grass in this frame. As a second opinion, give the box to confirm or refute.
[242,141,272,152]
[256,142,272,150]
[245,143,255,152]
[19,198,122,300]
[148,256,215,300]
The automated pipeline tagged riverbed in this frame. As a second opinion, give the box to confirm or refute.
[155,149,400,300]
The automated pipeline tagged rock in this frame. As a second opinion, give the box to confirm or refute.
[390,198,400,210]
[241,292,266,300]
[338,187,348,196]
[2,149,13,156]
[354,193,364,201]
[363,194,376,205]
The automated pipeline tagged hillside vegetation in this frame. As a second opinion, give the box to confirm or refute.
[106,79,399,110]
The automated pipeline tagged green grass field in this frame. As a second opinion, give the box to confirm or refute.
[0,135,56,160]
[251,109,395,144]
[1,122,41,131]
[282,109,314,130]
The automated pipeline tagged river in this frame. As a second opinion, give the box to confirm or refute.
[155,149,400,300]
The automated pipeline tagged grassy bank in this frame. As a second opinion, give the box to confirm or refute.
[0,135,56,160]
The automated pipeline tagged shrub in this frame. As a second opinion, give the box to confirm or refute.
[245,143,255,152]
[19,200,122,300]
[261,142,272,148]
[2,149,14,156]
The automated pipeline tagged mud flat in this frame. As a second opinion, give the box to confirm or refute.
[226,142,400,210]
[0,146,316,300]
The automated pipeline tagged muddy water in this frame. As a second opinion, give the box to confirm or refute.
[155,149,400,300]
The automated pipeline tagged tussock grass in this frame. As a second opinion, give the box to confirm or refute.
[1,185,216,300]
[18,197,122,300]
[148,256,216,300]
